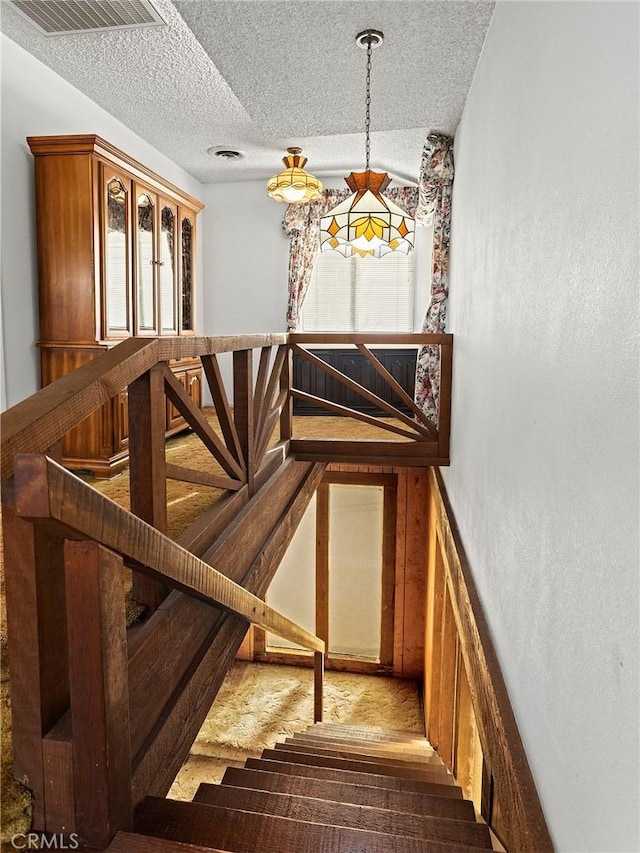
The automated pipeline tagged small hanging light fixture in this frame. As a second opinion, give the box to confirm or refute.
[267,147,323,203]
[320,30,414,258]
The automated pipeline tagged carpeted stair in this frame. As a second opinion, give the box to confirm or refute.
[106,724,492,852]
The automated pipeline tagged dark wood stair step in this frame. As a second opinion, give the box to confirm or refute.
[105,831,228,852]
[135,796,492,853]
[290,732,438,759]
[245,758,464,798]
[220,766,476,821]
[193,783,492,848]
[277,738,445,768]
[260,747,455,783]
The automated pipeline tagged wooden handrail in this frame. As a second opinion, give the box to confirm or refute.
[290,333,453,345]
[13,453,325,658]
[0,334,288,481]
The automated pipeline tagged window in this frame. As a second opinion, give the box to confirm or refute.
[265,474,397,667]
[302,249,414,332]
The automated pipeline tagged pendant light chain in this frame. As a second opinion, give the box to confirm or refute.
[318,27,415,258]
[365,38,372,170]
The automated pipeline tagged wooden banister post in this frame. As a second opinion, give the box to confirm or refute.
[1,490,69,830]
[313,651,324,723]
[438,341,453,461]
[64,540,132,847]
[233,349,255,494]
[128,363,169,612]
[280,345,293,441]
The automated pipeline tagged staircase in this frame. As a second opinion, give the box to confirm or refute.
[106,723,493,852]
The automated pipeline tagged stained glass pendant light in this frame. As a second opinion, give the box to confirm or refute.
[320,30,414,258]
[267,147,323,203]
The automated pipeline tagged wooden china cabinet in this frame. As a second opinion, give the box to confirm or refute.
[28,134,204,477]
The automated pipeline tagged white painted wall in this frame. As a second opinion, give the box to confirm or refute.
[201,181,290,336]
[198,181,290,398]
[0,35,205,407]
[443,3,639,851]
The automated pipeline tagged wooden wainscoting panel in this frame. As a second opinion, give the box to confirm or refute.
[427,469,553,853]
[454,653,484,809]
[393,469,428,678]
[437,587,458,773]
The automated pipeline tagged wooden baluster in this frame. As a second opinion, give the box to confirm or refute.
[128,363,168,612]
[313,650,324,723]
[233,349,255,495]
[64,540,132,847]
[280,345,293,441]
[200,353,244,469]
[253,346,272,434]
[315,482,330,652]
[438,341,453,460]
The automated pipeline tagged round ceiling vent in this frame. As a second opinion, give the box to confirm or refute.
[208,147,243,160]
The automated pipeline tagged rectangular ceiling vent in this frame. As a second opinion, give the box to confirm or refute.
[7,0,166,36]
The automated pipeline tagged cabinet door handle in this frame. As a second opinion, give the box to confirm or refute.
[150,260,165,266]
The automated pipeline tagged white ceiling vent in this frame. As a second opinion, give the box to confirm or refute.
[7,0,166,36]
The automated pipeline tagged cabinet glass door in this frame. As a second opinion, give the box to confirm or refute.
[181,216,194,332]
[159,203,177,333]
[104,177,130,335]
[136,191,156,332]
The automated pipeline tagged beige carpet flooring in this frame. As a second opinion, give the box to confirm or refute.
[168,661,424,802]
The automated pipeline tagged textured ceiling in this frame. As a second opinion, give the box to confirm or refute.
[1,0,495,184]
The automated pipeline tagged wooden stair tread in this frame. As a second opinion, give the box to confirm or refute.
[193,783,492,848]
[245,758,464,798]
[308,723,427,742]
[260,747,456,783]
[289,732,438,759]
[220,767,476,821]
[135,796,492,853]
[105,831,228,852]
[276,739,445,769]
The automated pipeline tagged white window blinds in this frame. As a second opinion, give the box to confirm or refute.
[302,250,414,332]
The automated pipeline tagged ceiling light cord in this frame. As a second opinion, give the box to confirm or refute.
[365,38,372,171]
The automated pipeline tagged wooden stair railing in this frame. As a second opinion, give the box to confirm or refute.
[1,332,454,848]
[289,333,453,466]
[7,452,325,847]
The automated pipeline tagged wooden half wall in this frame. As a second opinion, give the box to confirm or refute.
[424,468,553,853]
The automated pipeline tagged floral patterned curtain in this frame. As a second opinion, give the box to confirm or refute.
[414,133,455,423]
[282,186,419,331]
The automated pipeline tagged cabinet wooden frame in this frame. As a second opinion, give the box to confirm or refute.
[100,165,133,339]
[27,134,204,477]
